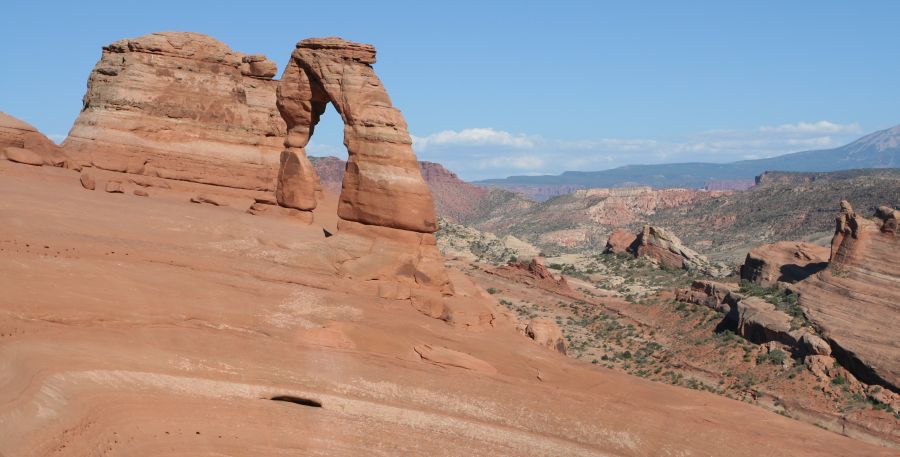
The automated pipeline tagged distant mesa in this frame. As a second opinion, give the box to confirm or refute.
[474,124,900,199]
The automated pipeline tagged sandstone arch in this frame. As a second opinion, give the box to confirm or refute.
[275,37,437,233]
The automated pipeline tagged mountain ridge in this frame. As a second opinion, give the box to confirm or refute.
[474,124,900,200]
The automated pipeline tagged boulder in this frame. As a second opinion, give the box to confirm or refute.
[80,172,96,190]
[0,112,67,166]
[4,147,44,166]
[62,32,285,191]
[740,241,828,286]
[133,189,149,197]
[105,181,125,193]
[276,37,436,233]
[633,225,731,277]
[524,319,568,355]
[604,229,637,254]
[720,295,797,347]
[800,332,832,356]
[675,280,737,312]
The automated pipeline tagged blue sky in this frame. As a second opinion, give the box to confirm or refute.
[2,1,898,180]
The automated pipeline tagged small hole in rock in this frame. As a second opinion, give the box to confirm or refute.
[270,395,322,408]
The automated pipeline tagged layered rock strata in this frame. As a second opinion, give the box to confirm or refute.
[795,201,900,391]
[0,112,67,166]
[740,241,829,286]
[275,37,436,232]
[63,32,285,190]
[607,225,730,277]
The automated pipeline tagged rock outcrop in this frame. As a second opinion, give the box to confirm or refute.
[740,241,829,286]
[614,225,731,277]
[523,319,568,355]
[63,32,285,190]
[576,187,716,227]
[795,201,900,391]
[494,257,572,294]
[0,112,67,166]
[276,38,436,233]
[310,156,492,223]
[604,229,637,254]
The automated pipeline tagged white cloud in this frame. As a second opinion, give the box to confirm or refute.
[758,120,862,134]
[412,128,537,150]
[47,133,67,144]
[302,120,867,180]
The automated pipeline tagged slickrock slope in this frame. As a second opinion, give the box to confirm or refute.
[795,201,900,391]
[276,37,435,232]
[740,241,830,286]
[63,32,285,190]
[2,158,893,456]
[0,112,67,166]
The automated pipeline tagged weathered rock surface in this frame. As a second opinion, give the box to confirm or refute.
[436,218,539,263]
[795,201,900,391]
[575,187,716,227]
[494,257,572,294]
[276,37,436,233]
[311,156,491,223]
[105,181,124,193]
[79,171,96,190]
[604,229,638,254]
[62,32,285,190]
[721,295,797,346]
[524,319,568,355]
[0,112,67,166]
[740,241,829,286]
[675,280,737,312]
[633,225,731,277]
[1,136,894,457]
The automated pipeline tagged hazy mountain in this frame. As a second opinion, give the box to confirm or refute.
[474,124,900,200]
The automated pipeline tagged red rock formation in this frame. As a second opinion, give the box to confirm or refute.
[310,156,490,223]
[795,201,900,391]
[276,38,436,233]
[740,241,829,286]
[576,187,718,227]
[632,225,731,277]
[0,112,67,166]
[492,257,572,294]
[524,319,568,355]
[604,229,638,254]
[63,32,285,190]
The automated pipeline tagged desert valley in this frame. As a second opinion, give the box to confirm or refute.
[1,23,898,457]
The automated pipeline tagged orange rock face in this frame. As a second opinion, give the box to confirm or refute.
[576,187,717,227]
[740,241,829,286]
[795,201,900,391]
[276,37,436,233]
[0,111,67,166]
[604,229,638,254]
[62,32,285,190]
